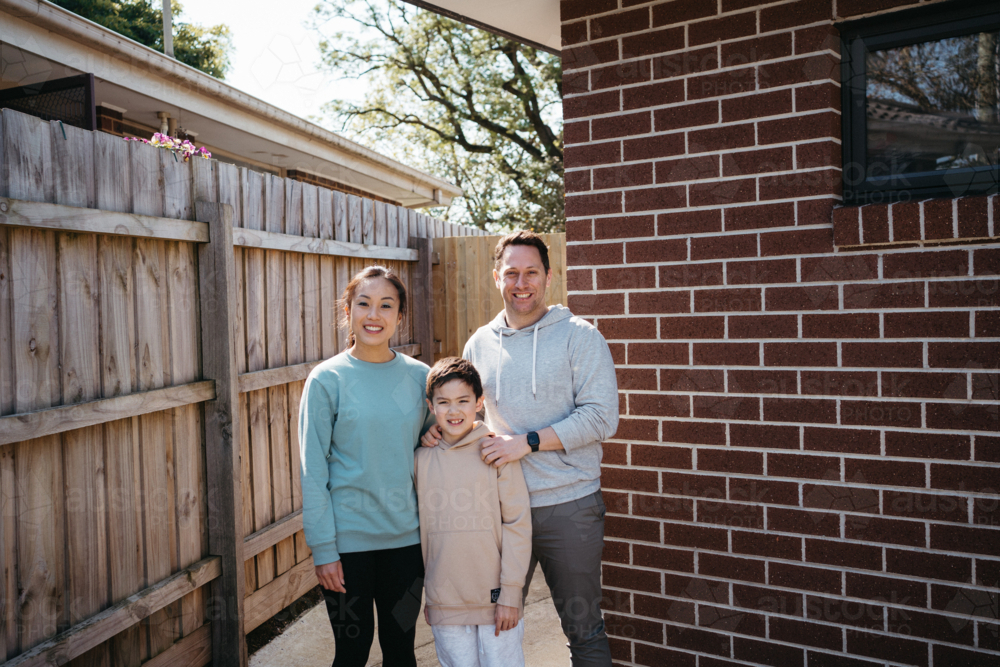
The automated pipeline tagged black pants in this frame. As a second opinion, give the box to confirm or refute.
[322,543,424,667]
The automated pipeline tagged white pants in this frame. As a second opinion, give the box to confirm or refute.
[431,618,525,667]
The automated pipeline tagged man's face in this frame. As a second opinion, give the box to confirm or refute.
[494,244,552,324]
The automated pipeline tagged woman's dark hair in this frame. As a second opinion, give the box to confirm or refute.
[338,265,407,348]
[426,357,483,400]
[493,230,550,273]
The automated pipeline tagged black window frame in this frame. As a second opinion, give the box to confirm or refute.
[838,0,1000,206]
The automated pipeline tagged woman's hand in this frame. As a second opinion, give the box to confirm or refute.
[420,424,443,448]
[315,560,346,593]
[494,604,518,636]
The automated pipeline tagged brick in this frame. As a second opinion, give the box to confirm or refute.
[760,227,834,256]
[930,396,998,432]
[843,342,923,369]
[653,46,720,79]
[766,285,838,311]
[566,140,621,167]
[632,443,692,469]
[631,393,690,418]
[627,182,690,212]
[662,471,727,499]
[728,314,797,339]
[605,611,663,643]
[654,101,718,132]
[632,544,694,574]
[696,499,763,530]
[885,311,969,338]
[624,133,686,161]
[688,67,756,100]
[804,427,880,455]
[730,257,801,286]
[565,169,591,193]
[930,342,1000,369]
[769,453,839,480]
[846,632,929,667]
[628,342,688,364]
[807,538,881,571]
[797,140,841,170]
[626,237,686,263]
[860,204,890,244]
[766,342,837,367]
[562,20,588,47]
[843,281,924,309]
[633,492,695,521]
[758,111,839,145]
[806,594,884,631]
[928,278,1000,308]
[623,79,686,110]
[662,523,728,550]
[888,200,920,242]
[977,435,1000,462]
[976,557,1000,586]
[656,155,719,183]
[722,33,793,67]
[884,249,969,279]
[796,82,841,113]
[593,162,653,189]
[769,560,842,592]
[591,59,652,90]
[932,464,998,494]
[603,562,662,593]
[622,26,685,59]
[730,423,799,449]
[652,0,718,25]
[802,480,879,514]
[602,466,659,493]
[564,90,619,119]
[699,554,765,584]
[567,240,623,266]
[732,531,801,560]
[603,442,627,466]
[724,147,795,177]
[608,342,625,363]
[597,265,656,289]
[976,310,1000,337]
[932,645,998,667]
[563,69,590,95]
[733,635,803,667]
[566,191,621,217]
[561,0,617,22]
[694,342,759,366]
[923,198,956,241]
[725,203,794,233]
[662,368,724,394]
[794,24,840,55]
[759,168,840,200]
[593,111,651,139]
[659,209,723,236]
[693,392,760,421]
[695,287,761,312]
[886,431,970,461]
[729,369,796,394]
[689,12,756,46]
[846,572,927,606]
[661,420,726,445]
[660,315,724,339]
[770,616,842,651]
[759,54,839,89]
[597,315,657,340]
[566,267,592,290]
[731,477,799,505]
[700,449,763,475]
[605,514,660,542]
[764,397,836,424]
[833,206,861,245]
[594,214,654,240]
[841,400,921,429]
[689,179,756,207]
[660,261,723,287]
[634,644,696,667]
[880,371,964,400]
[629,290,690,314]
[887,548,972,583]
[563,40,620,70]
[590,8,650,39]
[760,0,831,31]
[885,489,968,524]
[801,370,877,397]
[569,292,625,317]
[666,625,731,657]
[845,515,924,547]
[974,247,1000,276]
[692,232,756,261]
[957,196,989,238]
[690,123,755,153]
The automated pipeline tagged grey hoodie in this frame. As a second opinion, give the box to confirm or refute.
[463,305,619,508]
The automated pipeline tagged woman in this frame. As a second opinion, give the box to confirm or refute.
[299,265,433,667]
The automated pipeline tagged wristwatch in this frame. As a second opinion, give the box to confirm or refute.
[526,431,540,453]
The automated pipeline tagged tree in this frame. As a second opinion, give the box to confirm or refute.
[51,0,233,79]
[312,0,564,232]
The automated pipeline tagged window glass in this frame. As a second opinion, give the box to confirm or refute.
[866,31,1000,178]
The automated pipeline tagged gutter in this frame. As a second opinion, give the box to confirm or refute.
[0,0,463,202]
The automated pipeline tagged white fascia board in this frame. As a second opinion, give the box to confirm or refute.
[0,0,463,205]
[402,1,561,54]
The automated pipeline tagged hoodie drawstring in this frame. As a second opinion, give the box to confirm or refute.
[495,329,504,406]
[494,323,540,404]
[531,322,539,399]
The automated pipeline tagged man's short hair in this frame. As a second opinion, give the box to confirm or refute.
[493,230,550,274]
[426,357,484,400]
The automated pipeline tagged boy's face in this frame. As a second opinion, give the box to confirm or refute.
[427,379,483,443]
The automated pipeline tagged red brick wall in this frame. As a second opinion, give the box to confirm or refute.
[561,1,1000,665]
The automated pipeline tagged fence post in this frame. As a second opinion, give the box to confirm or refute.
[196,200,247,667]
[409,236,435,362]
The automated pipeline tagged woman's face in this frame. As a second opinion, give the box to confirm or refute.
[347,277,402,350]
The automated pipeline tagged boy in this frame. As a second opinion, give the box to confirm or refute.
[415,357,532,667]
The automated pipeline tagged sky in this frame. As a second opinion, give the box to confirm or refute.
[179,0,367,127]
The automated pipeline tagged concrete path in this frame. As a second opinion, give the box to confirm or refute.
[250,564,570,667]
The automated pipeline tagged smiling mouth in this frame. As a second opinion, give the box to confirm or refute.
[363,325,383,332]
[513,293,532,299]
[447,419,463,425]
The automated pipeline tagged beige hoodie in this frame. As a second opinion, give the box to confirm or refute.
[415,422,532,626]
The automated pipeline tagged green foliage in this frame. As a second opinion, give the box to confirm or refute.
[313,0,564,232]
[52,0,233,79]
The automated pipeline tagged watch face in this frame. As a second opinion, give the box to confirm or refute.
[527,432,540,449]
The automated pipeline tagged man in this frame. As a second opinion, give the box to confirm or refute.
[422,230,619,666]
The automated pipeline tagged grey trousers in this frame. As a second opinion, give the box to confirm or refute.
[522,489,612,667]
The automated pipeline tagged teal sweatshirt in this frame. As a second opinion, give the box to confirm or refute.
[298,351,434,566]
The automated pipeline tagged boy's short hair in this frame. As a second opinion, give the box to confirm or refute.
[493,230,550,274]
[426,357,483,400]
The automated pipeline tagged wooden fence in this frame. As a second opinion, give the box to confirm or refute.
[432,234,567,361]
[0,108,486,667]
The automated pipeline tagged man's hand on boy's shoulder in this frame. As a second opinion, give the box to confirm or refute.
[481,434,529,467]
[494,603,518,636]
[420,424,443,448]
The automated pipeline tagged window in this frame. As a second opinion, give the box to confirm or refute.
[839,0,1000,205]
